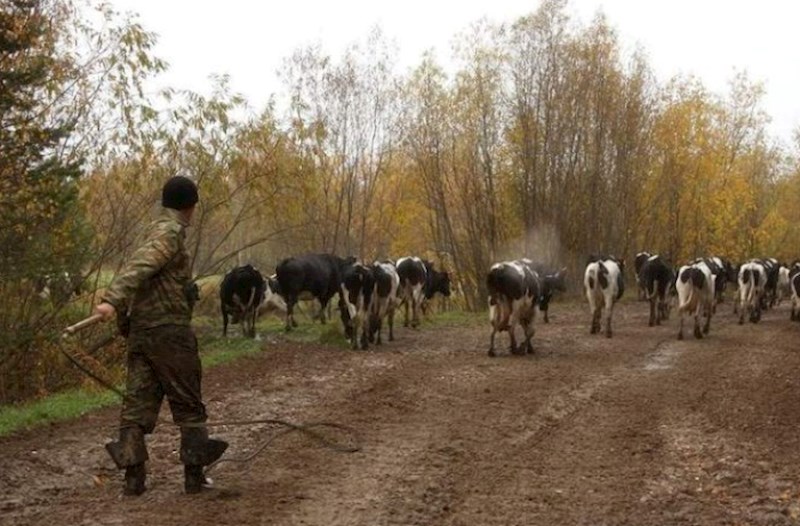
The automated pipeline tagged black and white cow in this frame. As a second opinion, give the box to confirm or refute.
[396,257,451,328]
[691,256,735,312]
[396,257,427,328]
[738,260,767,324]
[487,260,541,357]
[777,263,792,305]
[275,253,356,331]
[524,260,567,324]
[36,271,84,302]
[368,261,401,345]
[338,262,375,350]
[634,251,652,300]
[761,258,780,309]
[584,255,625,338]
[256,274,288,317]
[220,264,266,338]
[675,261,714,340]
[639,254,675,327]
[788,262,800,321]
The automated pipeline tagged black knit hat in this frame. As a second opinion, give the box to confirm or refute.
[162,176,199,210]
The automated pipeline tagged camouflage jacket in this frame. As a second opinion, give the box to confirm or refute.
[103,207,194,331]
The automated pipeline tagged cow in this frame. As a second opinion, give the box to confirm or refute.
[777,264,792,305]
[275,254,356,332]
[487,260,541,357]
[338,262,375,350]
[675,261,714,340]
[36,271,84,302]
[584,255,624,338]
[737,260,767,324]
[789,262,800,321]
[368,261,401,345]
[220,264,266,338]
[634,251,652,300]
[396,257,451,328]
[639,254,675,327]
[524,260,566,323]
[761,258,780,309]
[692,256,736,311]
[256,274,288,317]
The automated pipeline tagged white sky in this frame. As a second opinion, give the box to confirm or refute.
[109,0,800,145]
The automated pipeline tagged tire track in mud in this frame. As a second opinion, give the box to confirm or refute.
[282,311,683,526]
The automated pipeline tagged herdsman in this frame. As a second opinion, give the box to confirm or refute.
[93,176,227,495]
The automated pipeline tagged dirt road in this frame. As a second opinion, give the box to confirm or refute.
[2,301,800,525]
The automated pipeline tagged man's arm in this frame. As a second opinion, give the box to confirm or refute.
[96,225,180,318]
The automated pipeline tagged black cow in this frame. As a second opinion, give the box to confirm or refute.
[639,255,675,327]
[487,260,541,357]
[760,258,780,309]
[276,254,356,332]
[220,264,266,338]
[634,251,652,300]
[524,260,566,323]
[396,257,451,328]
[338,263,375,350]
[421,260,451,313]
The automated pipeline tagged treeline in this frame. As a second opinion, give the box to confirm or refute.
[2,0,799,402]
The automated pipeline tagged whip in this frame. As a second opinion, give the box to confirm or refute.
[60,315,362,469]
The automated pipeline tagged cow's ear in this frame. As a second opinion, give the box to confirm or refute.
[559,267,567,276]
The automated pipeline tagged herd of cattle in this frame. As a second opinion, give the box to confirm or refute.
[219,251,800,355]
[219,254,452,349]
[489,252,800,356]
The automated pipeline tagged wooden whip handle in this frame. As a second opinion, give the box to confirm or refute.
[63,314,105,337]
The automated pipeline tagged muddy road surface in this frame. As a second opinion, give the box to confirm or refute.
[2,301,800,525]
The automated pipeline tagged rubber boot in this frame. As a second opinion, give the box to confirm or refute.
[184,465,207,494]
[124,463,147,496]
[106,426,149,496]
[180,426,228,494]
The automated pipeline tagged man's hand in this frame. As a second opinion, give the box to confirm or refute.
[93,302,116,321]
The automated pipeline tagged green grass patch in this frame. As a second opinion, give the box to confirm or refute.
[0,329,263,437]
[0,388,120,437]
[0,308,478,437]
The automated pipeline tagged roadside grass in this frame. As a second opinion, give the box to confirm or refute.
[0,327,262,437]
[0,307,486,437]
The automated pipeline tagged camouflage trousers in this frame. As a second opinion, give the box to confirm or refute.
[120,324,207,433]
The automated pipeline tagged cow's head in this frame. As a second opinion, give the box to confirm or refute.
[433,271,451,297]
[548,268,568,292]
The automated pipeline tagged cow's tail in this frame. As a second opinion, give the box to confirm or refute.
[487,268,510,329]
[747,269,761,305]
[585,263,599,292]
[678,268,699,312]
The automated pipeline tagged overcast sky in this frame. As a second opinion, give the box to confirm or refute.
[108,0,799,145]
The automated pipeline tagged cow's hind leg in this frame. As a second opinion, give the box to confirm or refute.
[285,298,296,332]
[648,297,656,327]
[508,324,521,355]
[590,307,600,334]
[677,313,684,340]
[523,319,535,354]
[488,327,498,357]
[388,307,395,341]
[693,313,703,339]
[604,302,614,338]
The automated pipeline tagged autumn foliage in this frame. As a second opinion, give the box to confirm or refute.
[2,0,800,403]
